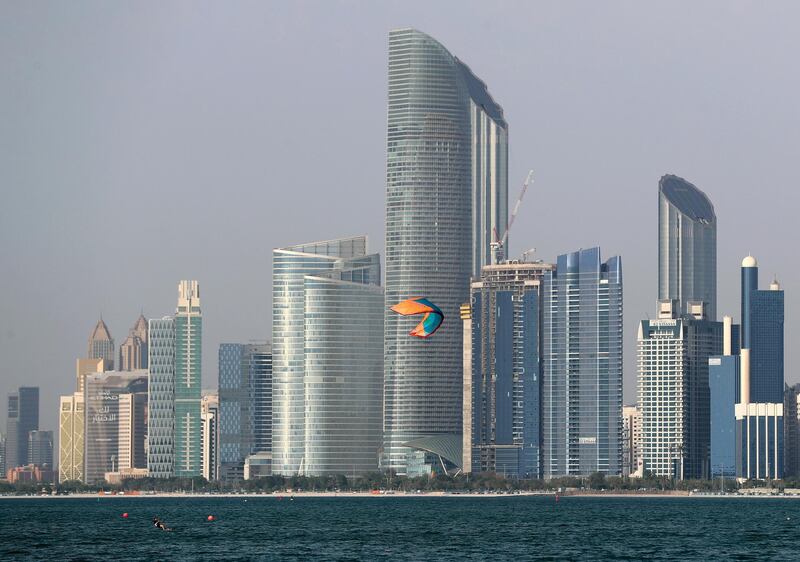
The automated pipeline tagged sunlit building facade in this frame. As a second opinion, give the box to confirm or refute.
[59,392,85,483]
[658,174,717,320]
[174,280,202,477]
[383,28,508,475]
[147,316,175,478]
[542,248,623,478]
[273,236,382,476]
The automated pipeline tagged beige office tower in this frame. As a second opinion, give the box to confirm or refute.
[201,392,219,481]
[622,405,643,477]
[117,391,148,470]
[119,314,149,371]
[87,318,115,368]
[58,393,85,483]
[75,358,108,395]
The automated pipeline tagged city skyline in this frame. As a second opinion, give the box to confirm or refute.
[3,3,800,434]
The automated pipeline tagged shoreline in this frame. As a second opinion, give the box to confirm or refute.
[1,490,797,500]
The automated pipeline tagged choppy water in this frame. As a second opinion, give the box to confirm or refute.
[0,495,798,560]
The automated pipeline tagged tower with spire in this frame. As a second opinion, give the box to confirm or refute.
[119,313,149,371]
[87,317,115,369]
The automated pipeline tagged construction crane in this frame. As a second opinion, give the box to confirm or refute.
[491,169,534,264]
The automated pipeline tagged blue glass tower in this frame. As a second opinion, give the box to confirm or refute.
[542,248,623,477]
[469,262,552,478]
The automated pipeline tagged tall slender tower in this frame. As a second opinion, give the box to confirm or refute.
[658,174,717,320]
[147,316,175,478]
[174,280,202,477]
[542,248,623,477]
[5,387,39,471]
[88,318,115,369]
[383,28,508,475]
[119,313,149,371]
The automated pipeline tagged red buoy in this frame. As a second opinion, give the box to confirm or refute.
[207,515,215,522]
[122,513,129,518]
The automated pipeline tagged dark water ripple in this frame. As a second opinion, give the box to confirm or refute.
[0,496,798,561]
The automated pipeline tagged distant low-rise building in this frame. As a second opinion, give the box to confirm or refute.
[7,464,54,484]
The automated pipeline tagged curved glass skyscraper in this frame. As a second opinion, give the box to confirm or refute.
[384,29,507,474]
[273,236,382,476]
[658,174,717,320]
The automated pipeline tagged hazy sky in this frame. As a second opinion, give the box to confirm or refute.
[2,1,799,433]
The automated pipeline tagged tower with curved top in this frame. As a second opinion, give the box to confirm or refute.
[658,174,717,320]
[383,29,508,475]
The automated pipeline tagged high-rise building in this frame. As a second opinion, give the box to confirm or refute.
[0,433,5,475]
[147,316,175,478]
[117,391,148,470]
[384,29,508,475]
[658,174,717,320]
[201,391,219,482]
[174,280,202,477]
[58,392,85,483]
[87,318,115,369]
[638,300,722,479]
[783,384,800,479]
[5,387,39,471]
[736,256,785,480]
[542,248,623,478]
[119,313,149,371]
[741,257,784,404]
[218,343,272,480]
[273,236,383,476]
[709,316,741,479]
[27,430,53,467]
[467,262,552,478]
[303,263,383,476]
[622,405,643,477]
[83,371,147,483]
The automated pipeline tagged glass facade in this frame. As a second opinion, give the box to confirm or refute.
[658,175,717,320]
[147,317,175,478]
[218,343,272,480]
[304,272,383,476]
[638,317,722,479]
[27,430,53,467]
[384,28,507,475]
[709,355,739,478]
[748,290,784,404]
[542,248,623,477]
[735,402,783,480]
[273,236,380,475]
[469,263,552,478]
[174,280,202,477]
[5,387,39,472]
[84,371,147,483]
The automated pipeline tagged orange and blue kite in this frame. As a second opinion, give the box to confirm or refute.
[390,297,444,338]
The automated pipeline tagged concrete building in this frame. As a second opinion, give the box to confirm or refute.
[117,392,147,470]
[244,452,272,480]
[622,405,643,477]
[542,248,623,477]
[174,280,202,477]
[638,300,722,479]
[27,430,53,468]
[658,174,717,320]
[7,464,54,484]
[218,343,271,480]
[5,387,39,472]
[119,313,149,371]
[273,236,383,476]
[467,261,553,478]
[58,392,85,483]
[76,358,108,394]
[83,371,147,483]
[201,392,219,482]
[87,318,115,369]
[383,29,508,475]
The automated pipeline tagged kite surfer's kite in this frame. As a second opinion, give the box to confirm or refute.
[390,297,444,338]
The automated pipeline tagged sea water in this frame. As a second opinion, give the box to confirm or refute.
[0,495,797,560]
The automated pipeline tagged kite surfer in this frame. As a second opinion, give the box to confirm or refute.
[152,517,171,531]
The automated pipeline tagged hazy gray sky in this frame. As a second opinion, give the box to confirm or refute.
[2,1,798,433]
